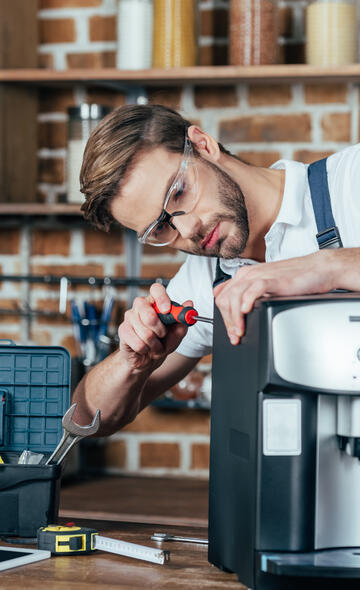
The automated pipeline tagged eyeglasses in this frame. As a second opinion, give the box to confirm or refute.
[138,135,199,247]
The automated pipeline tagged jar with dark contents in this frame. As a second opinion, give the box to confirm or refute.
[229,0,279,66]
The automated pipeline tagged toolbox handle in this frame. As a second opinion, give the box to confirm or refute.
[0,339,16,346]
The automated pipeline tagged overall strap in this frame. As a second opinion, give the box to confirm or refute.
[213,258,231,288]
[307,158,343,249]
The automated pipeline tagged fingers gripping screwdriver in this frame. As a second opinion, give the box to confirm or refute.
[153,301,213,326]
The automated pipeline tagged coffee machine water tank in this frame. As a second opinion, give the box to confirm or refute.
[208,294,360,590]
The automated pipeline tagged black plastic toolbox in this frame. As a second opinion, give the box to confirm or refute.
[0,341,70,537]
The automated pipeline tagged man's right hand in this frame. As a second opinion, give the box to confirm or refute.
[118,282,190,374]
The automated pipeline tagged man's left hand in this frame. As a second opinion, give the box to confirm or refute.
[213,250,339,345]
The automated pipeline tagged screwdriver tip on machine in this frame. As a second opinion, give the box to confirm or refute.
[153,301,213,326]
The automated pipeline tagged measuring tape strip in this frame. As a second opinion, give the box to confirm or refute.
[37,525,170,565]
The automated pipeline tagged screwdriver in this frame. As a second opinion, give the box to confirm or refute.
[153,300,213,326]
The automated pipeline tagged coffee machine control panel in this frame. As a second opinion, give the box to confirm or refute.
[272,301,360,392]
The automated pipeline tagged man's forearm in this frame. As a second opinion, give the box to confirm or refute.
[330,248,360,291]
[72,350,152,436]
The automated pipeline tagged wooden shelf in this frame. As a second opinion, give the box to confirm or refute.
[2,64,360,85]
[0,203,82,215]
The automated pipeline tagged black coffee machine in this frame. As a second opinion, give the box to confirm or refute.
[209,293,360,589]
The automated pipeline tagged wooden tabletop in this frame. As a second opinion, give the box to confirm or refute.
[0,519,244,589]
[59,475,209,528]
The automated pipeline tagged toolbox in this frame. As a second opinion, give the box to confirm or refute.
[0,341,70,537]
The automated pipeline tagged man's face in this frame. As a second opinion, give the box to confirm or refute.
[110,146,249,259]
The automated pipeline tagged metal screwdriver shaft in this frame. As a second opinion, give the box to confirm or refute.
[195,316,213,325]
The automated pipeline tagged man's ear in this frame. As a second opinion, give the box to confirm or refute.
[187,125,221,162]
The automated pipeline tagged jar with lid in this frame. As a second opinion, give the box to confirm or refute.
[306,0,358,66]
[229,0,279,66]
[117,0,153,69]
[66,104,111,204]
[152,0,198,68]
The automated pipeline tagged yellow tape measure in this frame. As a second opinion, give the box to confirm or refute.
[37,525,98,555]
[37,523,170,564]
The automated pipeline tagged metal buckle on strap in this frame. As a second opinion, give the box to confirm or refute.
[316,226,343,249]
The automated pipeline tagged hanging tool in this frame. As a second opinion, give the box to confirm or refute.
[151,532,208,545]
[153,301,213,326]
[37,525,170,565]
[45,403,100,466]
[70,300,88,362]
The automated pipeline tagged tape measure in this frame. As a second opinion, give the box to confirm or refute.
[37,525,97,555]
[37,524,170,564]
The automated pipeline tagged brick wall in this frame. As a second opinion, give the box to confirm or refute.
[1,0,359,478]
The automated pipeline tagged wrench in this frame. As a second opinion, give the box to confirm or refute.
[46,402,101,465]
[151,532,208,545]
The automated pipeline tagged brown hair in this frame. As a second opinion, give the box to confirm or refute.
[80,104,236,231]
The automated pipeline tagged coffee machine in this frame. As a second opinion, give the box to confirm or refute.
[208,293,360,589]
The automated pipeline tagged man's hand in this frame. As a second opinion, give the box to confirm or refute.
[118,282,190,373]
[213,249,347,345]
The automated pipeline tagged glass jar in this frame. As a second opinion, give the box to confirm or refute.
[117,0,153,69]
[152,0,198,68]
[306,0,358,66]
[66,104,111,204]
[229,0,279,66]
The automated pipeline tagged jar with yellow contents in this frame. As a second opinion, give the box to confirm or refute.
[306,0,358,66]
[152,0,198,68]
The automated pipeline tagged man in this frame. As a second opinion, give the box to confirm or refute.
[73,104,360,435]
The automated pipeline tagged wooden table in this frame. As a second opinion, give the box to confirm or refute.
[0,519,244,589]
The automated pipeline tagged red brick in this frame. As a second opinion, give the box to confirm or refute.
[40,0,101,6]
[141,263,182,280]
[147,87,183,110]
[0,299,21,324]
[0,229,20,254]
[304,84,348,104]
[61,334,78,357]
[0,331,21,342]
[83,228,124,255]
[104,440,127,468]
[86,88,126,109]
[38,89,75,114]
[322,113,351,142]
[124,406,210,434]
[29,329,52,346]
[247,85,292,106]
[200,9,228,37]
[32,229,71,256]
[38,157,65,184]
[39,19,76,44]
[142,244,179,256]
[34,299,70,326]
[236,151,281,167]
[293,150,334,164]
[67,52,116,69]
[30,264,105,290]
[89,15,116,42]
[194,86,237,109]
[219,114,311,143]
[139,442,180,468]
[38,121,67,150]
[191,443,210,470]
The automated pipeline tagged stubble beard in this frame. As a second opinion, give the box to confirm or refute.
[184,160,249,259]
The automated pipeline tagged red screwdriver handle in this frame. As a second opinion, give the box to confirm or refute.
[153,300,198,326]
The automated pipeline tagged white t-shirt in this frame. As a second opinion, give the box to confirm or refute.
[166,143,360,358]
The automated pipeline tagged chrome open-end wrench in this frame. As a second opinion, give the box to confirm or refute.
[46,402,101,465]
[151,532,208,545]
